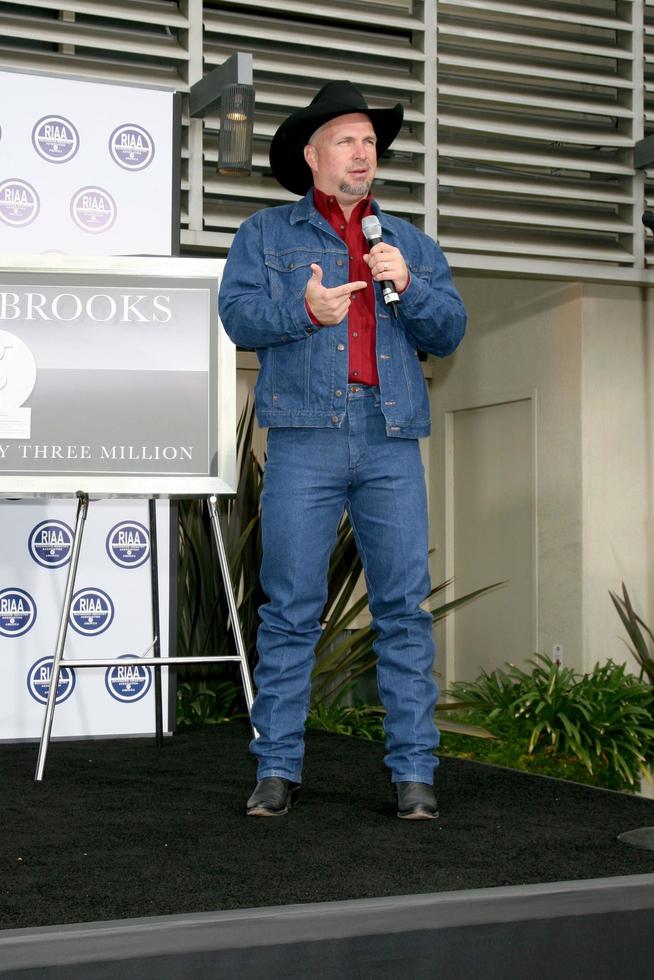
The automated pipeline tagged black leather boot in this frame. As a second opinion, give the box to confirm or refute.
[395,781,438,820]
[246,777,300,817]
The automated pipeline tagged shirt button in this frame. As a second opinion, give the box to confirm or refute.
[335,389,343,397]
[352,371,359,377]
[336,259,344,267]
[352,332,358,338]
[340,225,345,230]
[331,415,339,424]
[337,343,345,351]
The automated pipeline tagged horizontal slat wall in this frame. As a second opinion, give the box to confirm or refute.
[643,0,654,261]
[187,0,430,249]
[436,0,638,265]
[0,0,649,273]
[0,1,189,87]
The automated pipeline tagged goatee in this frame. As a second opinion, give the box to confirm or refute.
[340,177,373,197]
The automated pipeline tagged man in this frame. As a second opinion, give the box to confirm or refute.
[219,81,466,820]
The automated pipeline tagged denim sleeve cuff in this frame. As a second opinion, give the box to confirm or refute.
[285,290,321,339]
[396,270,425,311]
[305,298,323,327]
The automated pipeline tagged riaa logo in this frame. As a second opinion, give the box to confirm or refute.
[0,179,39,227]
[28,656,75,705]
[106,521,150,569]
[105,656,152,703]
[109,124,154,170]
[28,520,74,568]
[70,587,114,636]
[32,115,79,163]
[0,588,37,637]
[70,186,116,233]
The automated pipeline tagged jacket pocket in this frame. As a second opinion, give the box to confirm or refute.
[265,248,322,300]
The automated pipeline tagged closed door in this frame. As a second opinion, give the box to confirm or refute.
[449,398,535,681]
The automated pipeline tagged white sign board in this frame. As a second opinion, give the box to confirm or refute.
[0,255,234,497]
[0,69,177,256]
[0,497,171,740]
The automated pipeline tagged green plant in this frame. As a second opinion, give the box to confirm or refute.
[307,694,386,741]
[610,582,654,684]
[572,662,654,783]
[438,728,618,788]
[440,663,525,723]
[446,655,654,790]
[176,680,248,729]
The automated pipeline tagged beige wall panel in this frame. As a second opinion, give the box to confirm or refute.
[581,284,654,671]
[430,274,584,682]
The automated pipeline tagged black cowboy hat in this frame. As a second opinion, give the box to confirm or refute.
[269,80,404,196]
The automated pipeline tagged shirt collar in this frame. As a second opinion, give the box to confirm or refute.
[312,188,374,227]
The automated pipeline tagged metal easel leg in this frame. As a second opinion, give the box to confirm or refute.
[35,491,89,782]
[148,498,163,748]
[207,495,258,738]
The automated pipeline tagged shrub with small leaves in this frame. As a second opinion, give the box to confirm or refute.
[446,655,654,789]
[176,680,248,729]
[307,698,385,741]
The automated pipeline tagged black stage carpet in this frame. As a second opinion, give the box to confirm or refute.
[3,725,654,931]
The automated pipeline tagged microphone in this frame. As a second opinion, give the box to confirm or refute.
[361,214,399,318]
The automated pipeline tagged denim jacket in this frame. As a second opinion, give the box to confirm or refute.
[218,191,467,438]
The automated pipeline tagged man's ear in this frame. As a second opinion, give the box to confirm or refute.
[304,143,317,172]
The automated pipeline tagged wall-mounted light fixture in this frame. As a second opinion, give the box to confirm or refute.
[189,52,255,177]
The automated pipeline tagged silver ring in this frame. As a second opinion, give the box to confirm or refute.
[383,262,389,272]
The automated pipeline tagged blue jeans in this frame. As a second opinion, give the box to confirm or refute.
[251,385,439,784]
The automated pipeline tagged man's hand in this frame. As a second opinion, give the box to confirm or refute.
[364,242,409,293]
[305,264,367,326]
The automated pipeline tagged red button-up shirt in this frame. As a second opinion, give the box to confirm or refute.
[311,188,379,386]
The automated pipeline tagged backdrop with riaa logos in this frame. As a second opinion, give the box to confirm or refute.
[0,498,171,739]
[0,68,180,741]
[0,68,177,256]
